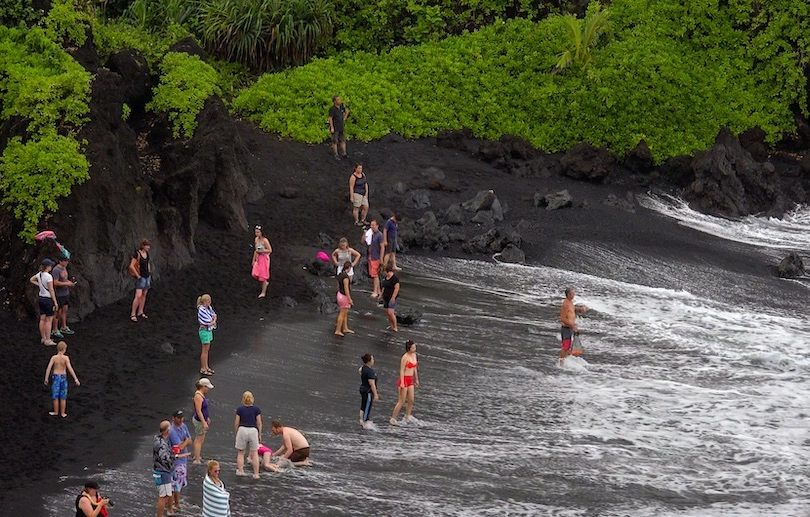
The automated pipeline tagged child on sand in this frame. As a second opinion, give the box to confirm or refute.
[43,341,80,417]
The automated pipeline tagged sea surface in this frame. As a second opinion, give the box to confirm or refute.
[38,198,810,516]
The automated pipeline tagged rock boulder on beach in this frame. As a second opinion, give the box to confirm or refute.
[778,252,805,278]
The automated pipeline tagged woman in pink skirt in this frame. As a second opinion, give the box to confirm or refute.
[251,225,272,298]
[335,261,354,336]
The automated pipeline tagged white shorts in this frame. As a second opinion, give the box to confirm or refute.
[157,483,173,498]
[235,426,259,451]
[336,264,355,277]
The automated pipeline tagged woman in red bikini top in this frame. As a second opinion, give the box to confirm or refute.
[390,339,419,426]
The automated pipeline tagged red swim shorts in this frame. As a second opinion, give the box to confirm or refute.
[368,259,381,278]
[397,375,414,388]
[561,338,572,353]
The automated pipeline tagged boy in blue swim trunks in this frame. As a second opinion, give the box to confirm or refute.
[43,341,80,417]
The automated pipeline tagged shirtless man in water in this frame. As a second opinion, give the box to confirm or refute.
[560,287,587,365]
[270,420,311,466]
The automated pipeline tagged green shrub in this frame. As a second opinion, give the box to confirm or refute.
[0,133,90,238]
[146,52,222,138]
[0,24,91,239]
[43,0,93,46]
[233,0,806,162]
[92,19,189,66]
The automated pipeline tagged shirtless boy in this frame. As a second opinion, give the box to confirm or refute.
[270,420,311,466]
[560,287,587,365]
[44,341,80,417]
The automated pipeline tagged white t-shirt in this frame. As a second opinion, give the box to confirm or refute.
[37,272,53,298]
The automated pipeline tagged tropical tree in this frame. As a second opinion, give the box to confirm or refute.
[554,1,610,72]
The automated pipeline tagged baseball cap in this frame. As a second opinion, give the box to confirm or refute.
[58,256,69,262]
[83,480,99,490]
[172,409,184,418]
[198,378,214,389]
[42,258,56,267]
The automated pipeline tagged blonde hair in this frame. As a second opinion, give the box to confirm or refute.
[57,341,67,352]
[207,459,219,475]
[338,237,348,246]
[242,391,254,405]
[197,294,211,308]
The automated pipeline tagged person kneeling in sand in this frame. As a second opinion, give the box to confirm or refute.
[270,420,311,466]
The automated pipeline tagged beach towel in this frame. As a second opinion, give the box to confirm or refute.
[202,474,231,517]
[251,253,270,282]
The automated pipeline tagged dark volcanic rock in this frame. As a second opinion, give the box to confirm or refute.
[106,49,152,108]
[167,37,209,61]
[535,189,573,210]
[683,128,785,217]
[436,128,477,154]
[462,189,496,212]
[624,140,654,174]
[603,193,636,212]
[496,244,526,263]
[405,189,431,209]
[739,127,769,162]
[560,143,617,182]
[279,187,299,199]
[445,204,463,225]
[471,210,494,226]
[659,155,695,188]
[396,307,423,325]
[778,252,805,278]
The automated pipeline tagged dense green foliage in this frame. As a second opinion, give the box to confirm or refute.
[554,2,609,71]
[146,52,222,138]
[0,18,91,239]
[233,0,808,162]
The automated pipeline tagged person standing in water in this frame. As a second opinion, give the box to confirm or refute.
[359,354,380,428]
[380,264,400,332]
[390,340,419,426]
[559,286,587,366]
[251,226,272,298]
[335,261,354,336]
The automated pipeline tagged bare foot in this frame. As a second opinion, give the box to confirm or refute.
[258,293,266,298]
[48,411,58,416]
[253,474,260,479]
[389,417,399,426]
[335,331,344,336]
[344,329,355,334]
[61,413,68,418]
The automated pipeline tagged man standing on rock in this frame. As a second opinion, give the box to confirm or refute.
[51,256,76,340]
[153,420,175,517]
[560,287,587,366]
[328,95,349,160]
[368,220,385,298]
[383,214,402,271]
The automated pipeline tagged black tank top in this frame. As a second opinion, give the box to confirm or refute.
[75,493,86,516]
[137,250,150,278]
[337,271,349,295]
[352,173,367,195]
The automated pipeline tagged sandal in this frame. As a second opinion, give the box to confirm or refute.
[200,368,215,376]
[130,315,138,322]
[137,313,148,319]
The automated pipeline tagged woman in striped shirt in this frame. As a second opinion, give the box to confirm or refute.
[202,459,230,517]
[197,294,217,376]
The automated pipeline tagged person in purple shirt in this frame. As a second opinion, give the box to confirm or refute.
[234,391,263,479]
[383,214,402,271]
[192,378,214,464]
[167,409,192,515]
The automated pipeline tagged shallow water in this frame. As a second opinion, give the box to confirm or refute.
[37,212,810,517]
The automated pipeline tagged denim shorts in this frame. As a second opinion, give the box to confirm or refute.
[135,276,152,290]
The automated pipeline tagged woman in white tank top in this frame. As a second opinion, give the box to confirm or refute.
[29,258,58,346]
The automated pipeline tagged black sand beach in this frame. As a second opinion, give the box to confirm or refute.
[0,128,805,514]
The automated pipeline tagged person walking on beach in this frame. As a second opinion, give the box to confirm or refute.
[270,420,311,466]
[129,239,152,322]
[381,264,400,332]
[348,164,369,226]
[197,294,217,376]
[43,341,80,417]
[192,378,214,464]
[167,410,192,515]
[332,237,361,281]
[359,354,380,428]
[234,391,263,479]
[367,220,385,298]
[328,95,349,160]
[390,339,419,426]
[153,420,175,517]
[202,460,231,517]
[251,225,272,298]
[31,258,58,346]
[50,256,76,339]
[75,480,111,517]
[335,261,355,336]
[383,214,402,271]
[560,286,587,366]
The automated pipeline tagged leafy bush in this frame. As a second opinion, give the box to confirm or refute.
[233,0,806,162]
[146,52,222,138]
[0,133,90,237]
[93,19,189,65]
[0,24,91,239]
[42,0,93,46]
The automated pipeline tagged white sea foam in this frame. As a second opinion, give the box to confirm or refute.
[640,193,810,253]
